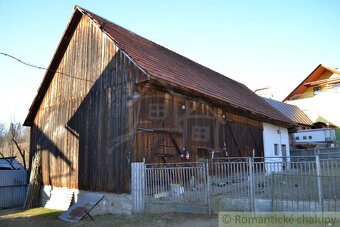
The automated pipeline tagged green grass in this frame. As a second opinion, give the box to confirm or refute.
[0,207,63,218]
[20,207,63,216]
[0,208,217,227]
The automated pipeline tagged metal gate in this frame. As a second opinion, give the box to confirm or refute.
[131,161,211,214]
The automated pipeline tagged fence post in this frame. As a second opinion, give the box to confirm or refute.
[248,157,255,212]
[315,151,323,212]
[271,172,274,211]
[206,159,211,215]
[131,162,145,212]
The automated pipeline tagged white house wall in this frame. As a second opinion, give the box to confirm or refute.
[262,123,290,173]
[287,91,340,127]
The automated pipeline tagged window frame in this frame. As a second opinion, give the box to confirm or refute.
[313,86,321,95]
[274,144,279,156]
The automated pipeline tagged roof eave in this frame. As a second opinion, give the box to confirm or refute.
[144,78,296,128]
[283,64,340,102]
[283,64,322,102]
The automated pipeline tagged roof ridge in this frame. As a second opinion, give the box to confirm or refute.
[75,6,154,44]
[75,6,249,90]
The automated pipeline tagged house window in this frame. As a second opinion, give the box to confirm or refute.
[313,86,321,95]
[334,83,340,93]
[295,136,300,141]
[149,103,165,120]
[303,136,307,140]
[192,126,209,142]
[309,136,312,140]
[281,144,287,156]
[274,144,279,156]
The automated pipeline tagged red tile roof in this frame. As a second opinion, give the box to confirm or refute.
[24,6,294,127]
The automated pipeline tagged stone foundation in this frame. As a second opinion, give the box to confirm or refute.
[145,203,209,214]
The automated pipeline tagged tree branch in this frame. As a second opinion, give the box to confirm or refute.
[0,151,16,169]
[12,138,26,169]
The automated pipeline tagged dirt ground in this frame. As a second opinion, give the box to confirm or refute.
[0,208,218,227]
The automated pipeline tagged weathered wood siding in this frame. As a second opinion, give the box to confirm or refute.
[132,85,264,163]
[30,14,264,193]
[30,15,146,193]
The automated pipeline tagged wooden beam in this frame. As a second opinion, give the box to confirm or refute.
[169,134,182,156]
[147,134,166,163]
[155,153,174,163]
[136,127,181,136]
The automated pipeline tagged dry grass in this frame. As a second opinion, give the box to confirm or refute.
[0,207,217,227]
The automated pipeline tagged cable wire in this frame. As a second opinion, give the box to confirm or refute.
[0,52,94,83]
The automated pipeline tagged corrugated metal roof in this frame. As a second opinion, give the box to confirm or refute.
[263,97,313,126]
[0,158,23,169]
[24,6,295,127]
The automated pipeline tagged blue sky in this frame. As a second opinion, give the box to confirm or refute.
[0,0,339,125]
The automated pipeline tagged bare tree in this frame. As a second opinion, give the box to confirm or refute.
[8,121,27,169]
[6,122,17,158]
[0,123,16,169]
[0,123,7,154]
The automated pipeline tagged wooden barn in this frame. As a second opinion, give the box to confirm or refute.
[24,6,294,202]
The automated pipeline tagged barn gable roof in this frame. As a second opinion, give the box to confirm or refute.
[24,6,294,127]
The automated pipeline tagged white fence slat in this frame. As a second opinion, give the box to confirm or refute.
[131,162,145,212]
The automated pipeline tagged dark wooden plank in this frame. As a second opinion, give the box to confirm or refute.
[30,13,266,194]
